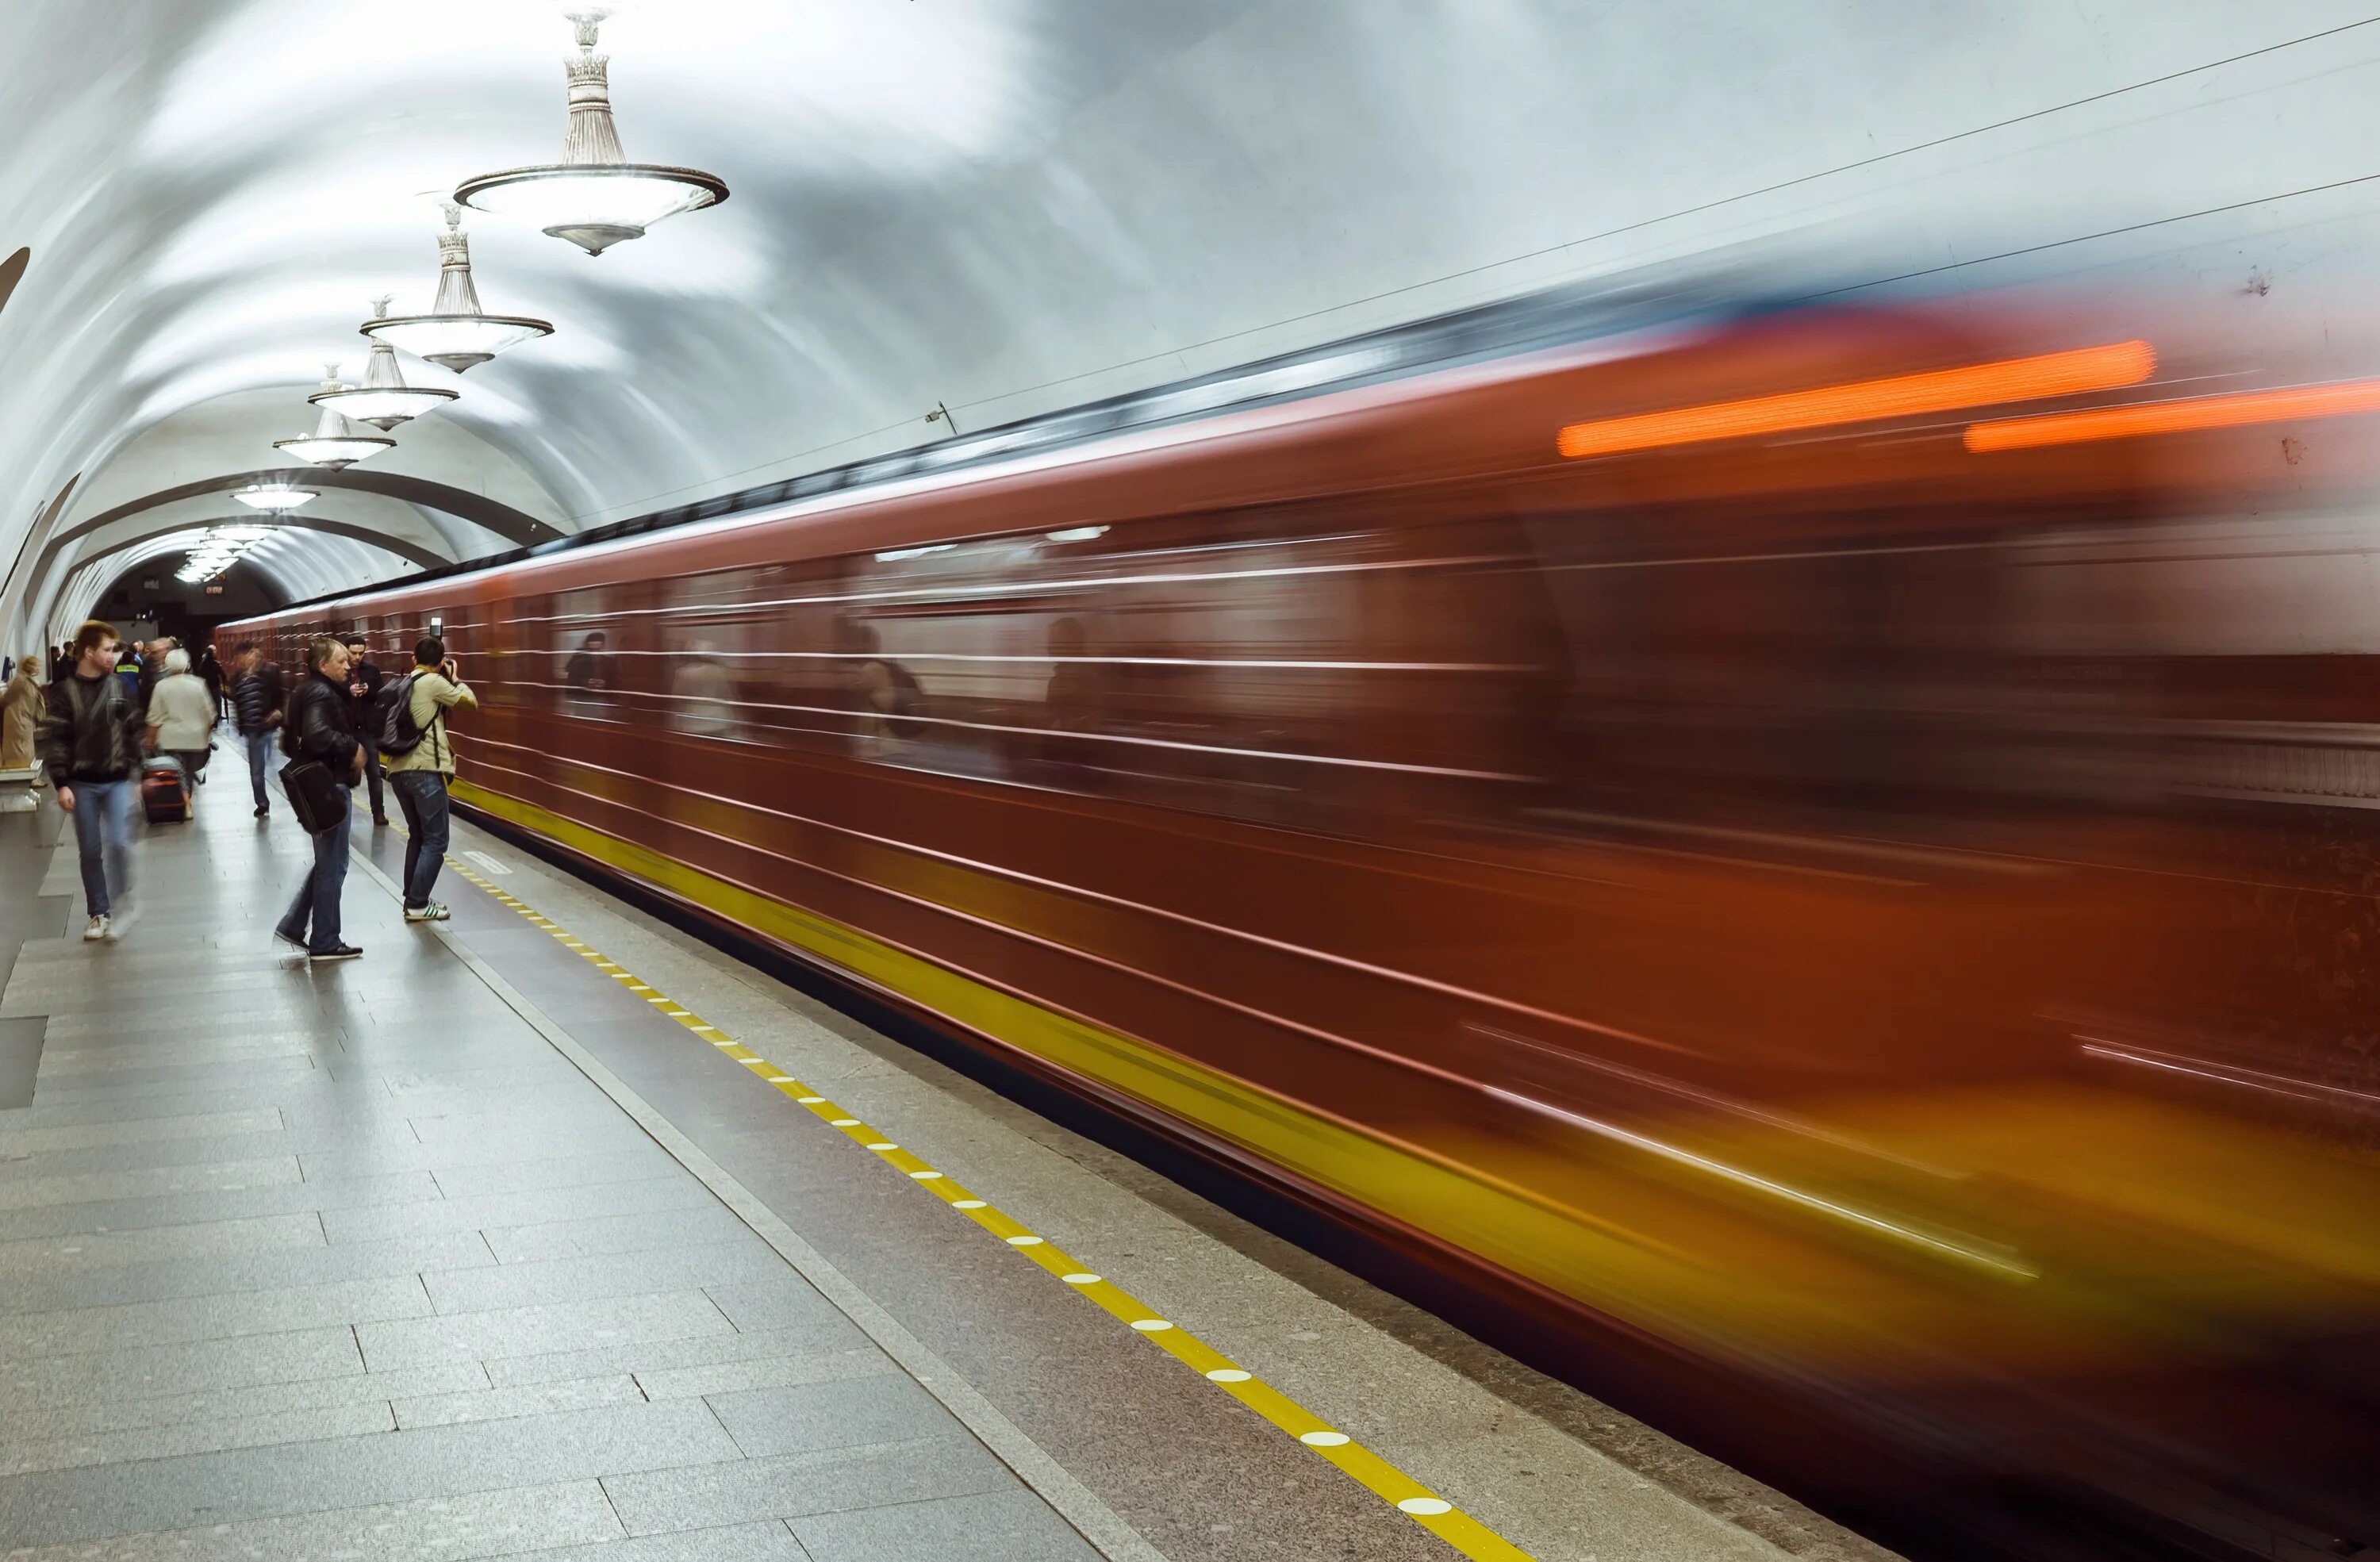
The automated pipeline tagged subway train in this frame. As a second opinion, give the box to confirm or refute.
[228,287,2380,1561]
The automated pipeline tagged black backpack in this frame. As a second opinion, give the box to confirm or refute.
[376,673,432,756]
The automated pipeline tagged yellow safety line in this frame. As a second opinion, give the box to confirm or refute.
[433,851,1536,1562]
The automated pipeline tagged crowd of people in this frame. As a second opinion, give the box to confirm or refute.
[20,620,474,958]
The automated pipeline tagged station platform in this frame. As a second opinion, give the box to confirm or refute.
[0,787,1893,1562]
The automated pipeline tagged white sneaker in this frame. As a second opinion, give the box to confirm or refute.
[83,915,109,942]
[403,902,451,923]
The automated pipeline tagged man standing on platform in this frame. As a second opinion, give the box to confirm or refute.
[343,634,387,828]
[40,620,148,942]
[229,643,284,819]
[274,636,365,962]
[382,635,476,923]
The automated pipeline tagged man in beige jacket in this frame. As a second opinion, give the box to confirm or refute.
[382,635,476,923]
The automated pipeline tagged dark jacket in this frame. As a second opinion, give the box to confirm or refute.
[344,657,384,731]
[285,670,362,781]
[40,671,146,786]
[232,666,284,735]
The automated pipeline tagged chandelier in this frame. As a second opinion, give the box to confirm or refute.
[233,483,318,512]
[274,366,398,469]
[311,303,460,428]
[176,523,274,584]
[453,10,728,257]
[360,205,555,373]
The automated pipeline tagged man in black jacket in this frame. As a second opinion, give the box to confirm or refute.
[342,635,388,827]
[273,636,367,961]
[40,620,148,942]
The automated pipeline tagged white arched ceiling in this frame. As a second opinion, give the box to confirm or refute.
[4,1,2378,643]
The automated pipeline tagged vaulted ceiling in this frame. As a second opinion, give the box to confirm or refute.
[3,1,2373,647]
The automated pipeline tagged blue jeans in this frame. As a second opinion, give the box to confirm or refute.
[70,779,133,917]
[277,808,351,954]
[391,770,450,909]
[244,730,274,811]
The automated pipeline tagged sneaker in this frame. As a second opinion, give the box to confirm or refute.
[254,806,268,819]
[403,902,451,923]
[308,944,363,963]
[106,904,136,939]
[272,926,307,952]
[83,915,109,942]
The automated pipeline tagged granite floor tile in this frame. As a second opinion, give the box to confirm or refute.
[321,1176,720,1245]
[0,1107,283,1157]
[0,1272,432,1358]
[0,1322,363,1411]
[0,1153,301,1213]
[631,1348,895,1403]
[0,1227,492,1316]
[487,1326,876,1391]
[0,1359,488,1443]
[704,1376,967,1460]
[0,1168,442,1244]
[0,1211,326,1279]
[701,1277,850,1337]
[358,1289,736,1372]
[424,1149,685,1200]
[0,1476,623,1562]
[392,1373,648,1430]
[601,1437,1014,1537]
[425,1240,790,1316]
[0,1399,398,1479]
[480,1519,812,1561]
[0,1394,743,1547]
[790,1488,1100,1562]
[481,1205,759,1265]
[18,1058,326,1105]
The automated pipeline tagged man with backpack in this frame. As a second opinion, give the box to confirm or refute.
[380,635,476,923]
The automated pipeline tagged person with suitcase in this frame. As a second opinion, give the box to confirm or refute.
[144,647,214,819]
[39,620,148,942]
[272,636,366,962]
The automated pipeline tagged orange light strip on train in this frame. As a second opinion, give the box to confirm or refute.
[1963,377,2380,452]
[1555,340,2156,459]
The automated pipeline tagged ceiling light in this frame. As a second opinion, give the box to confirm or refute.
[360,205,555,373]
[235,483,318,512]
[1046,527,1109,543]
[453,10,728,257]
[312,301,461,428]
[274,365,398,468]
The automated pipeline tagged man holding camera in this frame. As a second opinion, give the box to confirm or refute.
[382,636,476,923]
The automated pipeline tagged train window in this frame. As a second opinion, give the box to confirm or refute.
[552,586,628,723]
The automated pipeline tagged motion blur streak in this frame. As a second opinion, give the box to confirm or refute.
[1554,337,2154,457]
[1963,375,2380,450]
[226,290,2380,1562]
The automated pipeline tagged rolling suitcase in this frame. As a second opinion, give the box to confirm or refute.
[141,755,190,823]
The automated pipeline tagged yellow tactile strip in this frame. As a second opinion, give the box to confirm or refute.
[438,857,1537,1562]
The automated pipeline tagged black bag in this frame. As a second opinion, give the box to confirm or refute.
[376,673,428,756]
[281,758,347,834]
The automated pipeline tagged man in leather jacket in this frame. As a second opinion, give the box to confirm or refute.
[273,635,367,961]
[40,620,148,941]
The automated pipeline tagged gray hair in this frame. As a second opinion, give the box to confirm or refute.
[164,648,190,675]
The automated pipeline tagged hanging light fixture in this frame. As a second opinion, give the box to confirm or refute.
[360,205,555,373]
[233,483,318,512]
[273,365,398,469]
[453,9,728,257]
[176,522,277,583]
[312,302,460,428]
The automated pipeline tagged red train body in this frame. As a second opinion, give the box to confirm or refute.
[231,298,2380,1559]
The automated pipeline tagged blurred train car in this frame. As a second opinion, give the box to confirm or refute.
[231,290,2380,1561]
